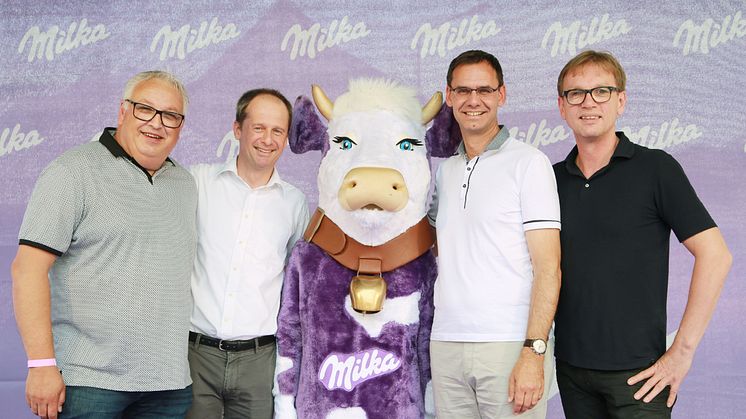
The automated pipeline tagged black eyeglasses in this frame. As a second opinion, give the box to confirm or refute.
[449,86,501,97]
[562,86,619,105]
[125,99,185,128]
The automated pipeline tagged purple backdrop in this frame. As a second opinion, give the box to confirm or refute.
[1,1,744,417]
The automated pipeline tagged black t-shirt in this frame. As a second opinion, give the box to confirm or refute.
[553,132,716,370]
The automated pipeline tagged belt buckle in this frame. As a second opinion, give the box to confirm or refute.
[218,340,227,351]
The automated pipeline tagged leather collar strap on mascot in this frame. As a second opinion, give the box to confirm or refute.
[305,208,435,313]
[273,79,457,419]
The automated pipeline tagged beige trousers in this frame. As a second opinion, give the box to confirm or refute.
[431,340,555,419]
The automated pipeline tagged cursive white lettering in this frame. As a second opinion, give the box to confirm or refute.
[17,18,109,62]
[622,119,703,150]
[541,14,630,57]
[0,124,45,158]
[150,17,240,61]
[411,15,500,58]
[673,11,746,55]
[281,16,370,60]
[509,120,570,149]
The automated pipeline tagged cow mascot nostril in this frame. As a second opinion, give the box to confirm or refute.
[273,79,453,419]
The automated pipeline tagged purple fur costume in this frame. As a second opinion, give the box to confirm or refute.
[273,80,457,419]
[275,241,435,419]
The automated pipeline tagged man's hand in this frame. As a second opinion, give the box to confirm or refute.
[26,367,65,418]
[627,345,693,408]
[628,227,732,409]
[508,349,544,414]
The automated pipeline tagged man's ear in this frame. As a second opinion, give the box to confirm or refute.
[117,101,126,126]
[497,84,507,107]
[233,120,242,140]
[558,96,567,121]
[617,90,627,116]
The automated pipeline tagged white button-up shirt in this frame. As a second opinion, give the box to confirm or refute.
[189,159,309,340]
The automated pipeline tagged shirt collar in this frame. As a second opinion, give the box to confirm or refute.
[563,131,635,176]
[99,128,174,183]
[216,157,286,193]
[457,125,509,158]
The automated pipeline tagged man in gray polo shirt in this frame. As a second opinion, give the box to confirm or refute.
[11,71,197,419]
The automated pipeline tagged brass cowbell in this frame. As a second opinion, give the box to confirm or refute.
[350,274,386,314]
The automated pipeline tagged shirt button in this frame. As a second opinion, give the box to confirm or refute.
[462,184,466,188]
[584,183,590,188]
[467,167,471,171]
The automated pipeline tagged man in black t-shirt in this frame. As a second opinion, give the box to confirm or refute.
[552,50,732,418]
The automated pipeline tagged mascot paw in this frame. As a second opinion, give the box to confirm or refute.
[425,380,436,418]
[273,394,297,419]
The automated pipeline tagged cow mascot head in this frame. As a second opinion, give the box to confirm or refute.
[274,79,455,419]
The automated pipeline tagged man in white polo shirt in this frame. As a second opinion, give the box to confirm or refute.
[428,50,561,418]
[186,89,309,419]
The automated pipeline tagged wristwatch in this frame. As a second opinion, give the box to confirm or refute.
[523,338,547,355]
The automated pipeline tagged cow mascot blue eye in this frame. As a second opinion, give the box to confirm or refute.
[396,138,423,151]
[333,136,356,150]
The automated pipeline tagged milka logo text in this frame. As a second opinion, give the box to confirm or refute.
[411,15,500,58]
[1,124,44,158]
[18,18,109,62]
[509,120,570,149]
[318,349,401,391]
[282,16,370,60]
[674,11,745,55]
[623,118,702,150]
[150,17,240,61]
[542,14,630,57]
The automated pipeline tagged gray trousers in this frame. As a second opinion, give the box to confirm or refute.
[186,336,276,419]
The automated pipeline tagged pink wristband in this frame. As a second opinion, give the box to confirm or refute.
[27,358,56,368]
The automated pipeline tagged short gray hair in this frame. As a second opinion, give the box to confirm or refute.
[122,71,189,113]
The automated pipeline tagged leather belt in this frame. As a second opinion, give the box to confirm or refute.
[188,331,275,352]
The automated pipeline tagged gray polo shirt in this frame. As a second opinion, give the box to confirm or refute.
[18,128,197,391]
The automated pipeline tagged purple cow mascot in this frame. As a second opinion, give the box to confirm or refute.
[273,79,456,419]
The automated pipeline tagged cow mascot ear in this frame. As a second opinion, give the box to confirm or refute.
[289,95,329,154]
[425,104,462,158]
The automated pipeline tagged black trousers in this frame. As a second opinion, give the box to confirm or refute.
[556,359,673,419]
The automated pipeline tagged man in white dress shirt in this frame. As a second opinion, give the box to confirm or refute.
[186,89,309,419]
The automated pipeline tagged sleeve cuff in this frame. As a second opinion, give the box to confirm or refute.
[19,239,64,257]
[522,220,561,231]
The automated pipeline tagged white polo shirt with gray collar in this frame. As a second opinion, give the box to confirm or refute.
[18,128,197,391]
[428,128,561,342]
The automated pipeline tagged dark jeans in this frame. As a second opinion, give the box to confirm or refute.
[557,360,673,419]
[59,385,192,419]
